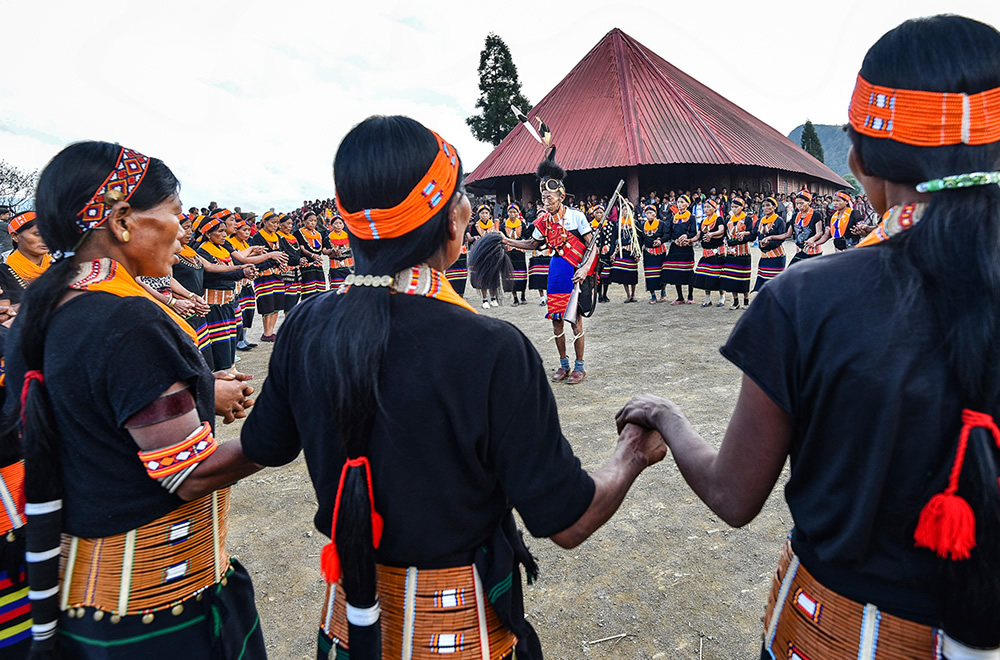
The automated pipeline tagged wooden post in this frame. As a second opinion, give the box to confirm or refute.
[626,167,639,206]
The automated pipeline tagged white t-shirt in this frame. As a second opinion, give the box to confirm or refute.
[531,207,592,241]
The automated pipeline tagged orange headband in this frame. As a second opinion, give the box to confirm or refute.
[336,130,459,240]
[9,211,36,235]
[849,73,1000,147]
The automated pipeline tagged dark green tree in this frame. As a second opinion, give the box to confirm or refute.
[800,119,825,163]
[843,173,863,195]
[467,33,531,146]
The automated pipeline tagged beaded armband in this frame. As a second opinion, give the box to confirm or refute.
[137,422,217,493]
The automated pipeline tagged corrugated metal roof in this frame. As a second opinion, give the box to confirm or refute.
[467,28,848,187]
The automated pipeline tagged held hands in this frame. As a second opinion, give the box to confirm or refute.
[242,265,258,279]
[617,422,668,468]
[273,252,289,266]
[615,393,679,435]
[192,295,210,317]
[214,371,255,424]
[172,298,196,317]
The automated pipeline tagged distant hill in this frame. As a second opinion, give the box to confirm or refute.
[787,123,851,178]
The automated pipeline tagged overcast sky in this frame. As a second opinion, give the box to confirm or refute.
[2,1,998,211]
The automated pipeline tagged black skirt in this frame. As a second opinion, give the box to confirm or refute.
[720,254,752,293]
[660,243,695,285]
[528,255,550,291]
[445,253,468,295]
[692,253,724,291]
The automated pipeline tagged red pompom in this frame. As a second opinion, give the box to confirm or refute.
[913,492,976,561]
[320,542,341,583]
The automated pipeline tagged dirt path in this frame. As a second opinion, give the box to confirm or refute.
[221,245,819,658]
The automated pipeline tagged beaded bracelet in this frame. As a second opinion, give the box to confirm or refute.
[916,171,1000,193]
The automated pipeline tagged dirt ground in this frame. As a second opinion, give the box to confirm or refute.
[220,244,824,659]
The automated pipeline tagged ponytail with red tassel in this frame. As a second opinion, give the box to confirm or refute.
[320,456,383,584]
[913,409,1000,561]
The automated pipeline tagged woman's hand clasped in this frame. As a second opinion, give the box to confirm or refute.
[615,393,681,435]
[617,422,668,468]
[214,371,255,424]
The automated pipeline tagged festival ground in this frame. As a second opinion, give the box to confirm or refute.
[222,242,830,659]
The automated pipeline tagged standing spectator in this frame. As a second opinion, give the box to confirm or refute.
[0,206,12,255]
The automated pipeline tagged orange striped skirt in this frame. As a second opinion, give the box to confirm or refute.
[763,541,944,659]
[321,563,517,659]
[60,489,231,618]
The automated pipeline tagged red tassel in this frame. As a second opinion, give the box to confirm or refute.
[320,542,341,583]
[319,455,384,583]
[914,492,977,560]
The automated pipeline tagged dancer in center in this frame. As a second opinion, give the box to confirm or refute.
[502,149,597,384]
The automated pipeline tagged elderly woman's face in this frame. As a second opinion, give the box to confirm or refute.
[126,194,184,277]
[676,198,689,212]
[180,218,194,245]
[208,224,228,246]
[14,224,48,259]
[762,201,775,215]
[236,225,251,241]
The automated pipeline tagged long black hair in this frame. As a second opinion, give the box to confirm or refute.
[318,116,464,655]
[849,15,1000,646]
[18,141,178,657]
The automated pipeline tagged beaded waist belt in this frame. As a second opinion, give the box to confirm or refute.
[762,245,786,259]
[645,244,669,255]
[61,489,231,620]
[204,289,234,305]
[0,461,25,538]
[321,563,517,659]
[763,540,944,659]
[728,244,750,257]
[255,268,279,278]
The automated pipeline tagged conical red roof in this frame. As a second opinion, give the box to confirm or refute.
[467,28,847,187]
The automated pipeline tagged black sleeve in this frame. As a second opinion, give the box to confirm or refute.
[686,217,698,239]
[240,329,302,466]
[99,300,209,425]
[719,285,797,415]
[488,332,595,538]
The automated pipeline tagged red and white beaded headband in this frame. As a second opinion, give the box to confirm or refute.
[76,147,150,235]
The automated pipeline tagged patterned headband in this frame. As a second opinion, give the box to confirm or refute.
[834,191,852,203]
[764,197,778,208]
[76,147,150,235]
[336,130,459,241]
[849,74,1000,147]
[9,211,36,235]
[731,197,746,208]
[796,190,813,202]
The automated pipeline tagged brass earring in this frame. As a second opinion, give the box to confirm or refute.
[122,230,131,243]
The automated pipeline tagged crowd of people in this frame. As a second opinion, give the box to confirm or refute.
[0,13,998,660]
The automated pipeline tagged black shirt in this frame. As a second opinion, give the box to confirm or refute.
[4,294,215,536]
[721,248,960,622]
[241,293,595,568]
